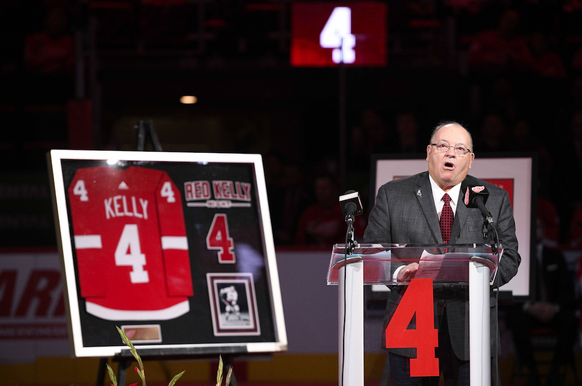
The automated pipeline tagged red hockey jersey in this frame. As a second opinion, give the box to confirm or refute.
[69,166,193,321]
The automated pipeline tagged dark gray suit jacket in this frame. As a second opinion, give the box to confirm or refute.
[363,171,521,361]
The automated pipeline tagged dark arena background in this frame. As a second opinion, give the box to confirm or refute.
[1,0,582,385]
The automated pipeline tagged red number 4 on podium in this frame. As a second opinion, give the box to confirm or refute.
[385,278,439,377]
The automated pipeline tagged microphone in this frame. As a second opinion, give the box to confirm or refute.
[339,190,363,224]
[462,182,494,224]
[461,178,500,252]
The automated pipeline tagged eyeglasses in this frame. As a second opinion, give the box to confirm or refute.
[430,141,472,156]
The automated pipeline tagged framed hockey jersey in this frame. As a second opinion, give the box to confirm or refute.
[48,150,286,358]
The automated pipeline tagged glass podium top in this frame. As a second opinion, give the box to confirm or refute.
[327,243,500,285]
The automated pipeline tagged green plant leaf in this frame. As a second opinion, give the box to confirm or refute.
[115,326,146,386]
[116,326,144,370]
[225,366,233,386]
[106,363,118,386]
[135,366,146,386]
[216,356,223,386]
[168,370,185,386]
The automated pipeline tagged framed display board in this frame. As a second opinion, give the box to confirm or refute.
[47,150,287,357]
[369,153,537,302]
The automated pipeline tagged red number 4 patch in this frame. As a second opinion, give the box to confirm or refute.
[385,278,439,377]
[206,213,236,263]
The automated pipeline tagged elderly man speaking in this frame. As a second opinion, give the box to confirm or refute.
[364,122,521,386]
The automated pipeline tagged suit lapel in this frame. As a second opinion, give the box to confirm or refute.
[415,173,442,243]
[451,188,468,243]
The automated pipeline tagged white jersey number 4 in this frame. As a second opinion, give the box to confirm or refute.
[115,224,149,283]
[160,181,176,203]
[319,7,356,64]
[73,180,89,201]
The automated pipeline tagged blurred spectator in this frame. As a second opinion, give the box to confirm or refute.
[564,110,582,180]
[571,76,582,113]
[509,118,561,246]
[485,76,521,124]
[24,6,74,75]
[467,9,531,74]
[264,152,284,191]
[393,110,422,153]
[295,174,346,246]
[552,110,582,243]
[537,196,561,247]
[510,118,553,185]
[512,0,561,36]
[573,45,582,73]
[577,253,582,346]
[0,1,26,73]
[563,0,582,13]
[350,107,389,170]
[506,217,578,386]
[568,202,582,249]
[554,76,582,133]
[446,0,497,40]
[526,32,566,79]
[474,112,511,152]
[264,152,286,241]
[270,162,310,245]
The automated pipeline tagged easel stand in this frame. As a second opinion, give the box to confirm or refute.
[94,121,239,386]
[135,120,162,151]
[96,356,131,386]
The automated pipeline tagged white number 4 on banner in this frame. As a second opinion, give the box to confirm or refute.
[319,7,356,64]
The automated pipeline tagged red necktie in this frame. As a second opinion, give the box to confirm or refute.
[440,193,453,244]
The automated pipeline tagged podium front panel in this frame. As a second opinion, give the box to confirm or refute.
[330,244,499,384]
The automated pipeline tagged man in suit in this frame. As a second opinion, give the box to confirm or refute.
[364,122,521,385]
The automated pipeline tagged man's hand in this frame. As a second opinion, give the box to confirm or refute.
[397,263,419,282]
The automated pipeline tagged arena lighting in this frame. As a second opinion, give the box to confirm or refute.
[180,95,198,104]
[106,159,118,165]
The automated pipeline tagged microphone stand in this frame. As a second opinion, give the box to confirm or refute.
[340,216,358,386]
[484,221,499,255]
[345,217,358,256]
[478,206,498,255]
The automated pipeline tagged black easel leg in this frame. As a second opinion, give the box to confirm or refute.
[146,120,162,151]
[222,355,238,386]
[135,121,146,151]
[96,357,107,386]
[135,120,163,152]
[117,358,132,386]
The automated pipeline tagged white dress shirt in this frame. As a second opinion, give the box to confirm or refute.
[428,174,462,219]
[393,175,462,281]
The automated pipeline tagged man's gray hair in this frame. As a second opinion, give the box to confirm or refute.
[429,121,473,152]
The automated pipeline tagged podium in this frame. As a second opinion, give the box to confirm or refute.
[327,244,500,386]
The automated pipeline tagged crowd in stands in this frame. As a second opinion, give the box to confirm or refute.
[264,3,582,251]
[3,1,582,252]
[1,1,74,78]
